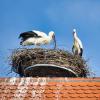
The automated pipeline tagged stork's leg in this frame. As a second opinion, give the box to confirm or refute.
[34,45,38,49]
[21,45,26,49]
[34,43,41,49]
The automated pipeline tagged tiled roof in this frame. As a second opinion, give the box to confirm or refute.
[0,78,100,100]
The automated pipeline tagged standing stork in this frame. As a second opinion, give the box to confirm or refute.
[19,30,56,49]
[72,29,83,57]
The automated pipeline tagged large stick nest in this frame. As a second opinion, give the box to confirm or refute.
[10,48,89,77]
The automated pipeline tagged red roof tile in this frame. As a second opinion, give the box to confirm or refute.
[0,78,100,100]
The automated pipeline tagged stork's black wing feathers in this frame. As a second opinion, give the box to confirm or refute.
[19,31,42,41]
[79,48,83,57]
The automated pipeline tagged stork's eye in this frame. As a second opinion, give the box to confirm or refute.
[73,32,75,34]
[52,34,55,39]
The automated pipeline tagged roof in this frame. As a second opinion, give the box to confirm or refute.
[0,78,100,100]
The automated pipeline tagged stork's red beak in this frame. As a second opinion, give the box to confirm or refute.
[52,34,56,49]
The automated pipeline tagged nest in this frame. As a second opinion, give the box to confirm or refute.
[10,48,89,77]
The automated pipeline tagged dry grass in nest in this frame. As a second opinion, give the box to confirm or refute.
[10,48,89,77]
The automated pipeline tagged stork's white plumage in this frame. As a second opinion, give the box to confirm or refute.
[19,30,56,49]
[72,29,83,57]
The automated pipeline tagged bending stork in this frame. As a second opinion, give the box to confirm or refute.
[19,30,56,49]
[72,29,83,57]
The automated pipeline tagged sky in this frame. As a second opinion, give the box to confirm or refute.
[0,0,100,77]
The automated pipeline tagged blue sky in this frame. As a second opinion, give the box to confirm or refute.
[0,0,100,77]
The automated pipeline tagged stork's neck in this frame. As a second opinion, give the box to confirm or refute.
[74,32,78,39]
[48,32,54,41]
[48,35,53,41]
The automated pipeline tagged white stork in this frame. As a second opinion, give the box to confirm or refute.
[72,29,83,57]
[19,30,56,49]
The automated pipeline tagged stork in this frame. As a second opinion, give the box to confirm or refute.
[19,30,56,49]
[72,29,83,57]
